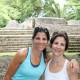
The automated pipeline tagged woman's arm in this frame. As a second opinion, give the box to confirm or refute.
[4,48,27,80]
[70,59,79,73]
[67,62,79,80]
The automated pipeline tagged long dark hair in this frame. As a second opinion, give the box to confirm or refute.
[32,27,50,59]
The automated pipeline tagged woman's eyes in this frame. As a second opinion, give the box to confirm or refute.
[54,42,65,46]
[36,37,40,40]
[43,38,47,40]
[35,37,47,40]
[54,42,58,44]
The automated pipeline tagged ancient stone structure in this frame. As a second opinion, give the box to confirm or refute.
[68,20,80,25]
[0,17,80,52]
[5,20,19,29]
[35,17,67,27]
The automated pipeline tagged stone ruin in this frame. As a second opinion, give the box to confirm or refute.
[0,17,80,52]
[4,17,80,30]
[4,18,35,29]
[67,20,80,25]
[4,17,67,29]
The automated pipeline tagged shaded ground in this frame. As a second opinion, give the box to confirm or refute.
[0,54,80,80]
[0,56,13,80]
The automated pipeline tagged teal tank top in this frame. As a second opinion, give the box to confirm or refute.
[12,47,46,80]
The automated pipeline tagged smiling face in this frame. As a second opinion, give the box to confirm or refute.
[32,32,48,52]
[51,36,66,57]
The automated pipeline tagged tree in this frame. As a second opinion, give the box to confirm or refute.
[64,0,80,20]
[42,0,61,18]
[0,0,42,27]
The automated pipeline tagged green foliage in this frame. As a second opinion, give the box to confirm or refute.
[0,0,80,27]
[0,0,42,27]
[0,1,20,27]
[64,0,80,20]
[42,0,61,17]
[0,5,10,27]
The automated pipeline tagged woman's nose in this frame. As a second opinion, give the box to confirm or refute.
[57,45,61,48]
[39,39,43,43]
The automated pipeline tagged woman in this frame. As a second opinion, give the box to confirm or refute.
[4,27,50,80]
[45,31,78,80]
[4,27,78,80]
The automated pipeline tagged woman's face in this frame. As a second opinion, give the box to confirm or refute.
[51,36,66,56]
[33,32,48,51]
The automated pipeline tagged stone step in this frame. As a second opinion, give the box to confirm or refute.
[69,44,80,47]
[69,46,80,48]
[0,28,80,52]
[0,30,33,35]
[0,46,80,52]
[69,41,80,44]
[68,50,80,52]
[48,25,80,30]
[68,47,80,52]
[68,34,80,37]
[0,34,79,38]
[69,32,80,35]
[0,45,32,52]
[1,42,79,46]
[0,25,80,35]
[0,35,32,37]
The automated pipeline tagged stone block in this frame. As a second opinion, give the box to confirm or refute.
[67,20,80,25]
[35,17,67,27]
[5,20,19,29]
[19,18,35,29]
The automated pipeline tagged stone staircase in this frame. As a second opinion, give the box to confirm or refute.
[0,25,80,52]
[45,25,80,52]
[0,17,80,53]
[0,29,33,52]
[68,35,80,52]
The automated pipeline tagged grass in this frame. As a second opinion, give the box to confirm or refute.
[64,52,80,56]
[0,52,16,56]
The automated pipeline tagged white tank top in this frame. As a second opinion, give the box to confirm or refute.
[45,59,69,80]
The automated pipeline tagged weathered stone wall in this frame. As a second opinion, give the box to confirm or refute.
[67,20,80,25]
[35,17,67,27]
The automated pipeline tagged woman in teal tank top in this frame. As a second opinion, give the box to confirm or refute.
[4,27,50,80]
[4,27,79,80]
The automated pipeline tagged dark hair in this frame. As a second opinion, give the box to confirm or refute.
[32,27,50,59]
[50,31,69,51]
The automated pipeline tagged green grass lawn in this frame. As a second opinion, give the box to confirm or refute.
[64,52,80,56]
[0,52,16,56]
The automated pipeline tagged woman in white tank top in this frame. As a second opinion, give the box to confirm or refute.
[44,31,78,80]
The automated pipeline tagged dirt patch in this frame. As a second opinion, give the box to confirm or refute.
[0,56,13,80]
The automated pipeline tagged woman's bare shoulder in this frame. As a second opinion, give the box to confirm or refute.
[18,48,28,56]
[14,48,28,63]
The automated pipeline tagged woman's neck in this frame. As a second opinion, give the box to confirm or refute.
[31,47,42,64]
[51,56,65,66]
[32,47,42,57]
